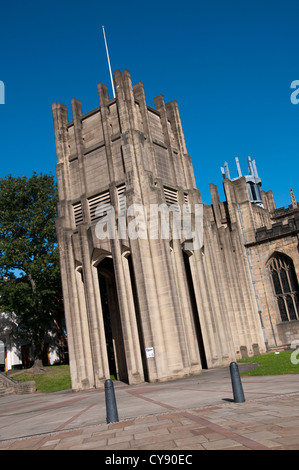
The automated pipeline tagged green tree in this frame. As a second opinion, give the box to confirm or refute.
[0,173,63,368]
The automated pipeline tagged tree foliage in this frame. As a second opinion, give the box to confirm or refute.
[0,173,62,366]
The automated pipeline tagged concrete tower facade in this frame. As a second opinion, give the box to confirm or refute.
[53,70,266,390]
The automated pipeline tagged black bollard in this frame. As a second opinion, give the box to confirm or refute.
[105,379,119,423]
[229,362,245,403]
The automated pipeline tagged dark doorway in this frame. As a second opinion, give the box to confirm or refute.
[98,257,128,382]
[183,252,208,369]
[128,255,149,382]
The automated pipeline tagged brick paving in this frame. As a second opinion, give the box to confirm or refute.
[1,367,299,451]
[1,394,299,450]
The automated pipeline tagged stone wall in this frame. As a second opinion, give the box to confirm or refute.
[0,372,36,397]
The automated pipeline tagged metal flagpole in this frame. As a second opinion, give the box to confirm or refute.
[102,26,115,99]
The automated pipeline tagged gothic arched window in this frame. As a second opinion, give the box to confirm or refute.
[268,253,299,322]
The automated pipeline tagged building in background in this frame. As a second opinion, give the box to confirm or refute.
[0,310,67,371]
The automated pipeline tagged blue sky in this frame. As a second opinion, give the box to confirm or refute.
[0,0,298,207]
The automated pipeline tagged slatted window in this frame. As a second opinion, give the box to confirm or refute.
[163,187,180,211]
[73,202,83,227]
[88,190,111,222]
[117,184,126,215]
[184,192,190,213]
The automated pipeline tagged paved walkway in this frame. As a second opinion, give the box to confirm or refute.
[1,365,299,451]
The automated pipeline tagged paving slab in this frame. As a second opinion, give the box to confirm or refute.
[0,364,299,451]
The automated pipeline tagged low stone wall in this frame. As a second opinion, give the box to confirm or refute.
[0,371,36,396]
[276,320,299,347]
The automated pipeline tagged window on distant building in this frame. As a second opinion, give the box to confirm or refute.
[268,253,299,322]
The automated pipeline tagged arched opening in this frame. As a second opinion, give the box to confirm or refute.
[97,257,128,382]
[127,254,149,382]
[183,251,208,369]
[268,252,299,322]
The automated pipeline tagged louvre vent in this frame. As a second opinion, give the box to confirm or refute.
[88,190,111,222]
[163,187,179,211]
[117,184,126,214]
[73,202,83,227]
[184,193,190,213]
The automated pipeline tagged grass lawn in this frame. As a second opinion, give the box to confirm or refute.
[12,364,71,393]
[10,351,299,393]
[238,350,299,376]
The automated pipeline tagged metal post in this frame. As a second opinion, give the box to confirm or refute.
[102,26,115,99]
[105,379,119,423]
[229,362,245,403]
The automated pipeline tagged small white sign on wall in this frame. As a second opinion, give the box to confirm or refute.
[145,347,154,358]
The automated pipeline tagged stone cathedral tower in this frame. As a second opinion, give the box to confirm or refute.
[53,70,266,391]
